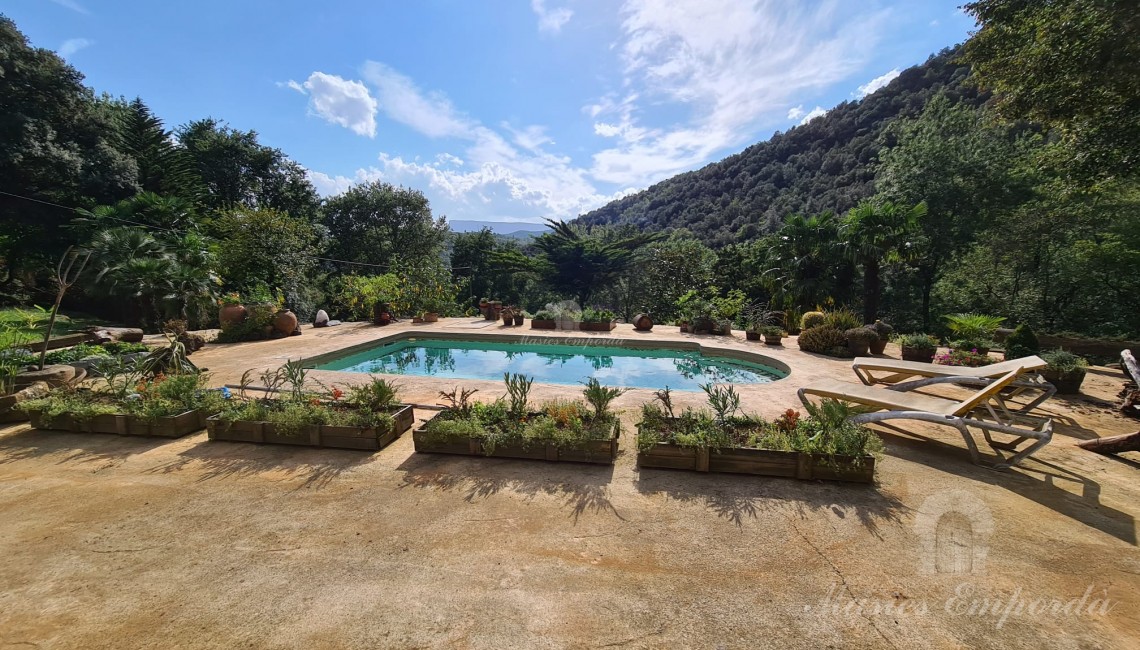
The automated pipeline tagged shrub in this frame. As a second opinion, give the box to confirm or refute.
[1041,348,1088,375]
[944,313,1005,341]
[1004,324,1040,359]
[215,303,277,343]
[895,333,939,350]
[801,311,826,330]
[869,320,894,341]
[935,349,995,367]
[580,308,616,323]
[797,326,847,353]
[759,325,785,337]
[346,377,401,412]
[533,310,556,321]
[823,308,860,331]
[845,327,879,345]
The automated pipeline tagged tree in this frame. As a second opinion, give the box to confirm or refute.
[109,97,204,201]
[963,0,1140,180]
[840,200,925,323]
[176,118,320,219]
[765,212,851,310]
[321,181,448,267]
[628,232,717,320]
[214,208,322,305]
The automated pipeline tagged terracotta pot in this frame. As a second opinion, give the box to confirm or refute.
[869,339,888,355]
[501,309,514,326]
[513,314,524,326]
[423,312,439,323]
[746,331,761,341]
[1042,369,1086,395]
[273,310,298,335]
[633,313,653,331]
[901,347,936,363]
[219,304,247,327]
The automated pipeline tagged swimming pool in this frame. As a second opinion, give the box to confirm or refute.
[313,338,787,390]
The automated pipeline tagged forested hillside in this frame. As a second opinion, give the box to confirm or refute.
[576,49,980,246]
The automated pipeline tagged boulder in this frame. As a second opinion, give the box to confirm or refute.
[314,309,330,327]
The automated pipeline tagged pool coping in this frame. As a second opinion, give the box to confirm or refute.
[297,329,792,381]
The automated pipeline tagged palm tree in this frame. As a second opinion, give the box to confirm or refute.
[86,226,177,328]
[764,212,843,309]
[840,200,926,323]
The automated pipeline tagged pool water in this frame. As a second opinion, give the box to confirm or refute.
[315,339,786,390]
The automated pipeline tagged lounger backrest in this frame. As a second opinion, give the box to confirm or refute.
[952,369,1023,416]
[978,355,1047,376]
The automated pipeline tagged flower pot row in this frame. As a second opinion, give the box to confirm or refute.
[636,442,875,483]
[529,320,617,331]
[206,405,415,451]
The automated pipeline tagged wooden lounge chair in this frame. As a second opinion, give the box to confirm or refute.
[851,355,1055,414]
[798,369,1053,469]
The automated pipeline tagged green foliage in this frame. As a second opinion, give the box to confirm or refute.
[759,325,785,337]
[944,313,1005,341]
[503,373,533,418]
[21,371,223,425]
[895,333,939,350]
[800,311,826,330]
[844,327,879,345]
[213,208,321,314]
[935,349,995,367]
[700,383,740,424]
[533,310,556,321]
[579,308,615,323]
[320,180,447,268]
[823,308,861,331]
[869,320,894,341]
[840,200,925,322]
[345,377,401,412]
[582,378,627,419]
[215,302,277,343]
[797,326,848,355]
[1041,349,1089,375]
[334,274,400,320]
[1004,324,1040,359]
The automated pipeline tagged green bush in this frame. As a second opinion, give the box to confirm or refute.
[800,311,826,330]
[215,303,277,343]
[1041,348,1088,375]
[823,308,860,331]
[1004,324,1040,359]
[797,326,847,354]
[944,313,1005,341]
[580,308,616,323]
[845,327,879,345]
[895,333,939,350]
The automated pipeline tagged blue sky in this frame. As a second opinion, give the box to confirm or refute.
[12,0,975,224]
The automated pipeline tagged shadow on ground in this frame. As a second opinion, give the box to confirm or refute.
[145,438,375,489]
[874,423,1137,545]
[395,452,620,523]
[0,425,171,468]
[633,462,906,532]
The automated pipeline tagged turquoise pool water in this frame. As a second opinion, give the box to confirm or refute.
[315,338,786,390]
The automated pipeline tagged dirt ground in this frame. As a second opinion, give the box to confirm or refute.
[1,320,1138,649]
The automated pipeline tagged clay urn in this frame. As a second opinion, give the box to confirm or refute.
[219,303,247,327]
[273,310,299,335]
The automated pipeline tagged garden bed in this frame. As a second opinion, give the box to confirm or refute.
[578,321,617,332]
[636,441,874,483]
[413,416,618,464]
[27,408,208,438]
[206,404,414,451]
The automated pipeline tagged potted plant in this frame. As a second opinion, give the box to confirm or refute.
[636,386,880,483]
[845,327,879,357]
[500,307,515,326]
[488,300,503,321]
[531,310,557,330]
[760,325,785,345]
[373,301,392,326]
[896,333,939,363]
[422,298,441,323]
[414,375,622,464]
[578,308,617,332]
[1040,348,1089,394]
[207,363,415,450]
[868,320,893,355]
[513,310,526,326]
[218,292,247,327]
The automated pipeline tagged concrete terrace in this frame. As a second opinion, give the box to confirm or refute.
[1,319,1138,648]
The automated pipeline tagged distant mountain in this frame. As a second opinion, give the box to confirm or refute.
[447,219,550,235]
[574,48,982,247]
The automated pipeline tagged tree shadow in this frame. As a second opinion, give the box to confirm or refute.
[0,426,173,467]
[395,452,621,523]
[633,464,906,533]
[872,423,1137,545]
[145,439,375,490]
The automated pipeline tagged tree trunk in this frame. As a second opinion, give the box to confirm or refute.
[1077,432,1140,455]
[863,259,880,324]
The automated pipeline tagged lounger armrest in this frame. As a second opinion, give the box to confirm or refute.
[887,375,1001,392]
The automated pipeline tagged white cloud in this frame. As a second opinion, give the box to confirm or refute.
[362,62,474,138]
[289,72,378,138]
[306,170,354,196]
[585,0,888,186]
[787,105,806,121]
[856,67,901,97]
[531,0,573,34]
[59,38,92,58]
[49,0,88,14]
[798,106,827,125]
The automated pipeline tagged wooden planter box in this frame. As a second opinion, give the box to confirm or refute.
[206,404,414,451]
[412,415,619,465]
[1,394,28,423]
[530,319,556,329]
[637,440,875,484]
[27,409,208,438]
[578,321,617,332]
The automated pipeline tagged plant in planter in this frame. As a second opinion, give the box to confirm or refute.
[934,348,995,367]
[531,309,557,329]
[414,374,623,463]
[20,343,225,437]
[218,292,247,327]
[760,325,786,345]
[944,313,1004,354]
[797,326,848,357]
[844,326,879,357]
[636,386,882,482]
[868,320,894,355]
[896,333,939,363]
[501,307,515,326]
[579,307,617,332]
[1004,324,1040,360]
[513,310,526,326]
[742,304,779,341]
[207,362,414,449]
[215,302,279,343]
[1040,348,1089,394]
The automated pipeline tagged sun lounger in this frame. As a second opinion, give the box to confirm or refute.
[851,355,1055,414]
[798,369,1053,469]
